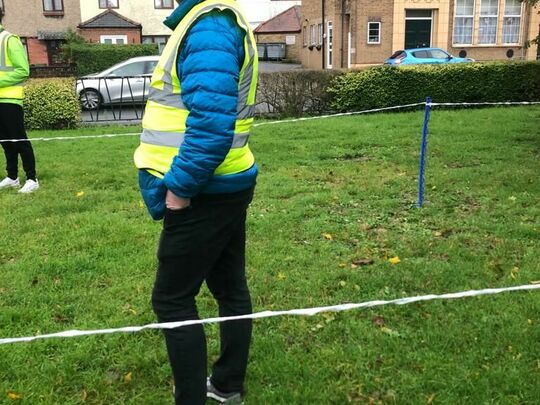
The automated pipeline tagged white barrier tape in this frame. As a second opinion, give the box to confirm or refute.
[0,132,140,144]
[431,101,540,107]
[1,101,538,144]
[1,283,539,345]
[252,102,426,128]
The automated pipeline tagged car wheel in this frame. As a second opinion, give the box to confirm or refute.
[79,89,102,111]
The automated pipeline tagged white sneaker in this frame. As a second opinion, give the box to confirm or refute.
[0,177,20,189]
[18,179,39,194]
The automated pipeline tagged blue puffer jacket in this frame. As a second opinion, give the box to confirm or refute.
[139,0,258,220]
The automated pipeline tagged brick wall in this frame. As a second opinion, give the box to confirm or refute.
[256,33,302,62]
[30,65,77,78]
[80,28,142,44]
[26,38,49,66]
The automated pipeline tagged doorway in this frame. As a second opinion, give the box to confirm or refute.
[405,9,432,49]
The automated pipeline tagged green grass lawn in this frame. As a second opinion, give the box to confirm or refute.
[1,107,539,404]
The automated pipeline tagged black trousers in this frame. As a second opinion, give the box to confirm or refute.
[152,186,255,405]
[0,103,36,180]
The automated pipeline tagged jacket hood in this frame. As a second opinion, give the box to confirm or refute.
[164,0,205,30]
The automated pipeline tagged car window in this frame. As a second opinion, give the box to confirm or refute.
[144,60,158,75]
[429,50,450,59]
[389,51,405,59]
[412,50,429,58]
[110,62,147,77]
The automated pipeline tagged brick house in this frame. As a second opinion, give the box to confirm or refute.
[301,0,540,69]
[254,6,302,62]
[80,0,175,53]
[78,9,142,44]
[1,0,81,66]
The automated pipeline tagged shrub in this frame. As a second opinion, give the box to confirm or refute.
[24,78,80,130]
[67,43,159,76]
[257,69,343,117]
[328,62,540,111]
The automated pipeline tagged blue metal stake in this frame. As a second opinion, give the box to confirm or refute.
[417,97,432,208]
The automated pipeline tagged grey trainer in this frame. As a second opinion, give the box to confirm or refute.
[207,378,243,404]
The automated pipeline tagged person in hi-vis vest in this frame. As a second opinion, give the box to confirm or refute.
[134,0,258,403]
[0,20,38,193]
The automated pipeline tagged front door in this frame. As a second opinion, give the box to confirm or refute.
[405,19,432,49]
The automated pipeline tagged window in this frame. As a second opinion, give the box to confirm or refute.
[100,35,127,45]
[318,23,323,45]
[327,21,333,69]
[367,22,381,44]
[110,62,148,77]
[429,49,450,59]
[302,25,308,47]
[142,35,170,54]
[309,24,316,46]
[43,0,63,13]
[479,0,498,44]
[503,0,522,44]
[99,0,119,8]
[155,0,174,9]
[412,50,430,58]
[453,0,474,44]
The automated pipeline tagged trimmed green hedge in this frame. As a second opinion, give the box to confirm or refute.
[328,62,540,111]
[24,78,80,130]
[67,43,159,76]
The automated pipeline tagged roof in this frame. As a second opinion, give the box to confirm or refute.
[37,31,66,40]
[254,6,301,34]
[78,9,141,29]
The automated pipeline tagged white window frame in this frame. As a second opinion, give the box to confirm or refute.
[310,24,316,46]
[100,35,128,45]
[318,23,323,45]
[327,21,333,69]
[367,22,381,44]
[478,0,499,45]
[453,0,475,45]
[502,0,523,45]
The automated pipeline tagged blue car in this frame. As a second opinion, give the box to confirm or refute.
[385,48,474,66]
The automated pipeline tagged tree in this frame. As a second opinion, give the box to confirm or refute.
[522,0,539,46]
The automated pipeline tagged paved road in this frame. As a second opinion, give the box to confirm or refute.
[81,62,302,124]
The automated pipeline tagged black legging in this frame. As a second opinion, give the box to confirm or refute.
[0,102,36,180]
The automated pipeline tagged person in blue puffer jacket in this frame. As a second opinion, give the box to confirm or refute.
[134,0,258,404]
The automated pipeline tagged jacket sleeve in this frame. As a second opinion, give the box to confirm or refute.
[163,13,244,198]
[0,36,29,89]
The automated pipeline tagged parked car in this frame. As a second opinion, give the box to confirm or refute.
[76,56,159,111]
[385,48,474,66]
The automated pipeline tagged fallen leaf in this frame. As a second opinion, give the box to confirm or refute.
[339,280,347,287]
[322,233,333,240]
[380,327,401,337]
[509,196,517,202]
[139,200,144,208]
[277,272,286,280]
[528,319,533,325]
[352,258,374,266]
[388,256,401,265]
[124,372,133,384]
[372,316,385,327]
[81,390,88,401]
[427,393,436,404]
[76,191,85,197]
[510,267,519,280]
[7,391,22,400]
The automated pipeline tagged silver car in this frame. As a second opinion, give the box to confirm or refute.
[76,56,159,111]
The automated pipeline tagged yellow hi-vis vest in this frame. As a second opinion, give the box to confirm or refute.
[134,0,258,178]
[0,30,25,100]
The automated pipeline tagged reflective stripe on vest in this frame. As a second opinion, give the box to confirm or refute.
[134,0,258,177]
[0,30,25,99]
[141,130,250,149]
